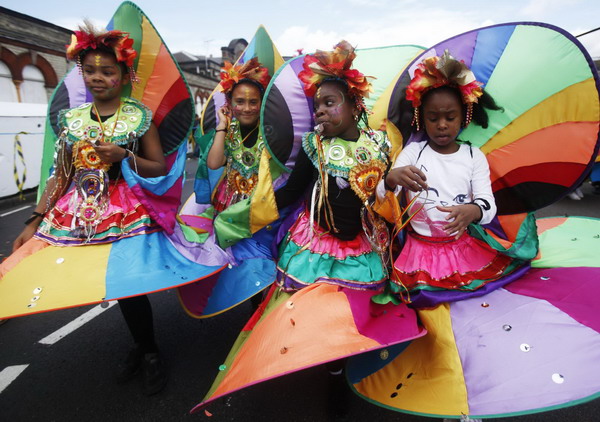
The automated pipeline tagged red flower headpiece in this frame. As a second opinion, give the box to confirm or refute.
[219,57,270,95]
[298,40,373,101]
[66,26,137,68]
[406,50,483,107]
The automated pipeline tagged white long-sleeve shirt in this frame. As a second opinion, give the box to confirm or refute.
[377,141,496,237]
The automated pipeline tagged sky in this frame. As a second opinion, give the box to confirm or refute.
[3,0,600,59]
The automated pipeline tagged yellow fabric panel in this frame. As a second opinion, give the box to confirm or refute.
[354,304,469,416]
[0,243,109,319]
[131,16,162,101]
[482,78,598,155]
[250,149,279,233]
[212,284,380,398]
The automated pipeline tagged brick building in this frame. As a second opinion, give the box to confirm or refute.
[0,6,247,111]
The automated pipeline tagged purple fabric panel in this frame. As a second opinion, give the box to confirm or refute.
[64,68,88,108]
[165,222,233,266]
[277,61,313,170]
[452,288,600,415]
[482,215,508,240]
[344,288,422,345]
[433,30,478,67]
[213,92,226,127]
[409,264,530,308]
[406,30,478,79]
[177,273,221,315]
[505,267,600,333]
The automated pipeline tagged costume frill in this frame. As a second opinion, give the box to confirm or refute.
[347,22,600,419]
[0,2,224,319]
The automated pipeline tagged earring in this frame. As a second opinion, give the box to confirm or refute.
[354,114,359,121]
[411,107,420,131]
[464,103,473,127]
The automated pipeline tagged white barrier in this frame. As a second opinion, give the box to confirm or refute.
[0,102,47,199]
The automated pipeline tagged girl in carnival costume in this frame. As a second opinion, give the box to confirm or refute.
[381,50,518,296]
[176,53,289,318]
[5,23,167,395]
[208,58,270,212]
[194,41,424,418]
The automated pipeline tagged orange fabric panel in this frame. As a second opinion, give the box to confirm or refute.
[140,45,179,113]
[487,122,598,182]
[0,238,49,277]
[212,284,380,398]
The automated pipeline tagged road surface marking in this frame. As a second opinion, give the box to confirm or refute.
[0,205,31,217]
[38,302,117,345]
[0,365,29,394]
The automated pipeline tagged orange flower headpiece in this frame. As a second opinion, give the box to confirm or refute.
[406,50,483,107]
[219,57,271,95]
[406,50,483,129]
[298,41,373,102]
[66,23,137,68]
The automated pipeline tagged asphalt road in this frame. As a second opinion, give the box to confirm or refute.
[1,158,599,422]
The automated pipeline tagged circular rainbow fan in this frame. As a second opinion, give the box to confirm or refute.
[382,22,600,215]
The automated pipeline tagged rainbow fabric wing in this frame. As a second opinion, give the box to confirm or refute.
[192,283,426,412]
[383,22,600,215]
[200,25,284,134]
[348,215,600,418]
[0,2,220,320]
[261,45,425,172]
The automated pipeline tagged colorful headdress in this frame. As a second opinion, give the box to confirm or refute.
[406,50,483,129]
[298,40,373,111]
[219,57,270,95]
[66,22,138,78]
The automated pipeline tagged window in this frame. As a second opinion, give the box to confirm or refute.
[20,65,47,104]
[0,61,18,102]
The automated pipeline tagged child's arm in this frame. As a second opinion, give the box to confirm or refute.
[207,106,230,169]
[93,122,166,177]
[469,148,496,224]
[378,143,427,198]
[275,146,314,209]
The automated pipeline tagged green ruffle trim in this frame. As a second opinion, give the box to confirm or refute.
[277,235,387,287]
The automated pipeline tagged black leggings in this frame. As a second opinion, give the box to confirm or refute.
[118,295,158,353]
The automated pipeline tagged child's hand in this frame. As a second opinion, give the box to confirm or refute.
[216,106,231,131]
[93,141,127,163]
[437,204,482,239]
[386,166,428,192]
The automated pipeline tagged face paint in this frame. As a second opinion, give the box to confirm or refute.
[244,87,251,100]
[95,54,101,66]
